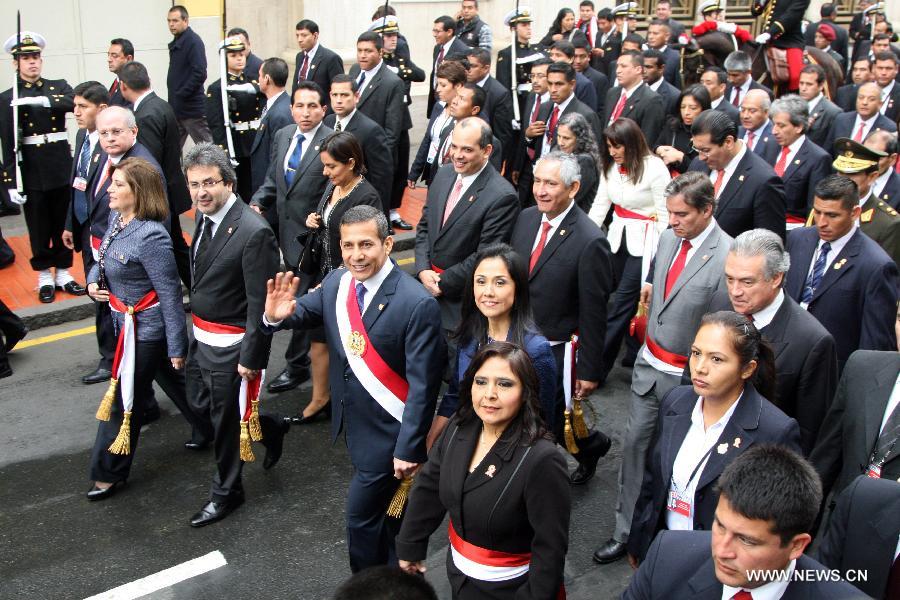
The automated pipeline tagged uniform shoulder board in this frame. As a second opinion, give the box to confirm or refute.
[876,201,899,217]
[861,208,875,223]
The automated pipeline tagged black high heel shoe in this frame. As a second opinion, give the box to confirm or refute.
[86,480,127,501]
[292,401,331,425]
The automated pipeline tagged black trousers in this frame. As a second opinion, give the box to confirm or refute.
[80,227,116,370]
[599,246,642,381]
[550,343,610,462]
[0,223,13,266]
[177,116,213,147]
[0,298,25,366]
[284,265,311,373]
[186,348,284,502]
[23,186,72,271]
[346,468,402,572]
[389,131,411,212]
[234,161,253,208]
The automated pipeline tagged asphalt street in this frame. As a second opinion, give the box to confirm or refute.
[0,249,640,600]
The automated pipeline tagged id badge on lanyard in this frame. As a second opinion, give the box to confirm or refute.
[667,490,691,517]
[72,176,87,191]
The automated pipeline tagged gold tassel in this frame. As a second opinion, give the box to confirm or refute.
[107,411,132,455]
[239,421,255,462]
[572,396,590,439]
[249,399,263,442]
[96,378,118,421]
[386,477,414,518]
[564,409,579,454]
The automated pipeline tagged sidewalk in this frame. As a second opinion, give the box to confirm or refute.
[0,188,425,326]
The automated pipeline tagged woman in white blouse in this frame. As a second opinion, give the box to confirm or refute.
[588,117,671,382]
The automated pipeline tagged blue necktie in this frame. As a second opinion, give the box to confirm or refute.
[356,71,366,91]
[356,282,366,316]
[73,137,91,224]
[800,241,831,304]
[284,133,305,187]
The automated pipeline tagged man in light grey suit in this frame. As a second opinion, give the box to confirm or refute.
[250,81,333,394]
[593,171,733,564]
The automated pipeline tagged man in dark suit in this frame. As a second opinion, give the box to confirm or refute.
[724,51,774,105]
[548,41,599,113]
[642,49,680,117]
[688,110,786,240]
[166,5,212,145]
[835,57,874,112]
[514,59,552,207]
[415,118,518,341]
[118,61,193,288]
[573,38,610,115]
[106,38,133,108]
[529,62,602,161]
[799,65,842,150]
[738,90,780,165]
[348,32,412,232]
[624,445,862,599]
[644,20,681,87]
[769,95,833,226]
[251,81,333,394]
[602,51,665,148]
[701,67,740,128]
[250,58,293,203]
[263,205,445,572]
[817,475,900,600]
[291,19,344,102]
[868,130,900,210]
[433,84,504,176]
[804,3,850,66]
[511,151,614,484]
[324,75,392,220]
[785,175,898,370]
[182,143,288,527]
[593,8,621,76]
[823,82,897,157]
[464,47,514,174]
[875,51,900,122]
[428,15,469,117]
[61,82,109,384]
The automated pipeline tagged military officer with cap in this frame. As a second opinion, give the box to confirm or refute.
[0,31,84,303]
[612,2,641,39]
[831,137,900,265]
[205,36,263,204]
[496,7,544,127]
[691,0,753,45]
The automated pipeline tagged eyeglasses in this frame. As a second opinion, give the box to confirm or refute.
[98,128,130,137]
[187,179,223,191]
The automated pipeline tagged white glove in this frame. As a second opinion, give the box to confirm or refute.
[11,96,50,108]
[225,83,257,94]
[7,189,26,205]
[512,119,521,131]
[716,21,737,34]
[755,32,772,44]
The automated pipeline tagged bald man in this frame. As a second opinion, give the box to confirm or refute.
[738,89,780,164]
[824,82,897,156]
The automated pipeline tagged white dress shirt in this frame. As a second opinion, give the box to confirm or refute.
[532,200,576,252]
[451,160,490,203]
[851,113,879,141]
[881,374,900,435]
[265,90,287,113]
[334,109,357,132]
[750,289,785,330]
[283,123,323,173]
[799,228,855,309]
[807,93,824,114]
[356,60,383,97]
[666,395,741,531]
[132,89,154,112]
[873,168,893,200]
[742,121,770,151]
[729,79,751,105]
[194,193,238,257]
[356,258,394,313]
[777,135,806,171]
[721,559,796,600]
[711,142,748,198]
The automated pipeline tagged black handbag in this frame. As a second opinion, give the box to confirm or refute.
[296,227,322,276]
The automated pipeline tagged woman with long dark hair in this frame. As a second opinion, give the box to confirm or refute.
[426,244,557,448]
[554,112,602,213]
[654,84,711,176]
[397,342,570,599]
[626,311,801,565]
[539,8,588,47]
[296,132,381,424]
[589,117,670,382]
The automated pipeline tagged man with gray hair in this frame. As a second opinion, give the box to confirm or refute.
[594,171,732,564]
[511,150,614,484]
[769,94,832,227]
[738,89,779,164]
[724,50,772,107]
[181,142,286,528]
[701,228,838,454]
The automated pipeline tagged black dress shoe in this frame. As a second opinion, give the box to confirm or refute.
[266,367,311,393]
[292,402,331,425]
[184,440,209,451]
[570,432,612,485]
[391,217,413,230]
[143,408,161,425]
[0,204,20,217]
[0,361,12,379]
[57,281,86,295]
[4,326,27,352]
[86,480,126,501]
[592,539,627,564]
[263,417,291,470]
[38,285,55,303]
[189,496,245,527]
[82,367,112,385]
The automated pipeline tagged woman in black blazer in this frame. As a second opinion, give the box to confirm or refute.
[397,342,570,600]
[653,84,711,177]
[554,112,602,213]
[627,311,802,565]
[295,132,380,424]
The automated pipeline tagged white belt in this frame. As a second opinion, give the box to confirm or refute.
[192,325,245,348]
[232,120,261,131]
[23,132,68,145]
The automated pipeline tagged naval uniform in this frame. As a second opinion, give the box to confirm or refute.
[496,41,544,125]
[382,43,425,216]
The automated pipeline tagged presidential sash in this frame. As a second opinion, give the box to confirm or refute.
[335,271,409,422]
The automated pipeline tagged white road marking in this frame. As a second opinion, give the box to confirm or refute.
[83,550,227,600]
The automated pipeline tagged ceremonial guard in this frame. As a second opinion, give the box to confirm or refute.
[263,205,446,572]
[496,8,544,127]
[751,0,811,94]
[691,1,752,46]
[206,36,263,204]
[0,31,84,303]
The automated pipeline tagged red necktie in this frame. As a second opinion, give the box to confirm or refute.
[853,121,865,142]
[746,131,756,151]
[732,87,741,107]
[527,97,542,161]
[610,91,627,123]
[298,53,309,82]
[731,591,753,600]
[713,169,726,198]
[437,46,445,66]
[442,177,464,226]
[664,239,693,299]
[546,105,560,145]
[110,79,118,95]
[774,146,790,177]
[529,221,552,272]
[95,158,112,195]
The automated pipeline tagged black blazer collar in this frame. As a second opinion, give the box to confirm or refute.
[695,385,764,491]
[449,418,524,496]
[192,198,244,283]
[361,263,401,331]
[528,203,581,278]
[435,164,494,238]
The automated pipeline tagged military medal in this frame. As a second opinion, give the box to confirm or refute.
[348,330,366,357]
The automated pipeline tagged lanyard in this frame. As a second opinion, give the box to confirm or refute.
[671,443,715,498]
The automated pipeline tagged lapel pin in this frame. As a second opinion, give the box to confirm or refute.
[702,254,709,260]
[378,303,384,311]
[738,175,745,182]
[733,437,741,448]
[834,258,847,270]
[227,226,233,234]
[93,154,99,163]
[468,195,475,202]
[314,145,319,151]
[717,443,729,455]
[559,229,566,236]
[310,64,316,69]
[485,465,496,478]
[794,159,801,164]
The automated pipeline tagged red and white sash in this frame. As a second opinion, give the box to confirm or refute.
[612,204,659,283]
[239,369,265,421]
[562,335,579,412]
[192,314,246,347]
[109,290,160,414]
[335,271,408,422]
[449,521,531,581]
[90,235,101,261]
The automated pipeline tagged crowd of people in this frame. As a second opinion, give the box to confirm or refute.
[1,0,900,598]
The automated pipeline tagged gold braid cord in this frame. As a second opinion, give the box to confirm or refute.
[239,421,255,462]
[564,410,579,454]
[95,378,118,421]
[249,399,263,442]
[107,411,132,455]
[386,476,414,518]
[572,395,590,439]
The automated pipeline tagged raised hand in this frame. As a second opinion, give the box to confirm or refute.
[265,271,301,323]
